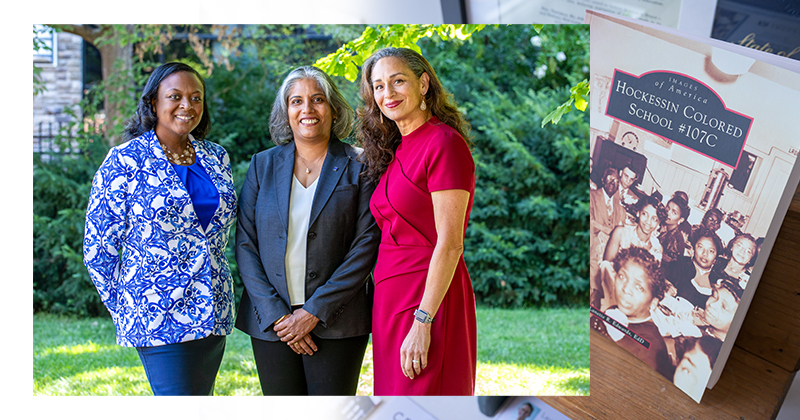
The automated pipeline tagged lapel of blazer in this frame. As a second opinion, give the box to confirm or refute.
[194,137,231,236]
[308,138,349,229]
[148,130,195,217]
[275,142,296,234]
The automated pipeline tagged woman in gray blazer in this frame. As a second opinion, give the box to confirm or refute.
[234,66,380,395]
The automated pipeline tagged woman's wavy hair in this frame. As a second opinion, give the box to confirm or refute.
[691,225,724,254]
[715,278,744,304]
[613,246,667,301]
[675,335,723,370]
[123,62,211,141]
[356,47,472,183]
[667,195,691,221]
[635,194,667,224]
[269,66,354,146]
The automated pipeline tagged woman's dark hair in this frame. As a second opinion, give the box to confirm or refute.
[715,278,744,303]
[635,194,667,224]
[613,246,667,301]
[725,233,758,267]
[667,194,691,221]
[356,47,472,183]
[691,226,723,254]
[123,62,211,141]
[269,66,354,145]
[675,336,723,369]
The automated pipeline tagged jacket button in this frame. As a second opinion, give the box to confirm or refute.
[308,272,317,279]
[308,232,317,240]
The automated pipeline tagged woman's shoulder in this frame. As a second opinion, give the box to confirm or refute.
[114,132,152,153]
[102,133,152,167]
[425,119,466,146]
[252,143,284,160]
[195,137,229,157]
[340,140,364,160]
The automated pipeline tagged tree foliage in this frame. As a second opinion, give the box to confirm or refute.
[314,24,486,82]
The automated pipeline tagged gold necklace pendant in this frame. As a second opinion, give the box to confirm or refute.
[161,140,195,165]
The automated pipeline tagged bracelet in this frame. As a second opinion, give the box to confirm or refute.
[275,314,290,325]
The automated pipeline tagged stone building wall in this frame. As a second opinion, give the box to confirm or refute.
[33,31,83,151]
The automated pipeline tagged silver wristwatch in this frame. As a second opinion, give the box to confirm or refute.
[414,309,435,324]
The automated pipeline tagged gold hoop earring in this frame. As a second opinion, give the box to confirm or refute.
[380,112,384,124]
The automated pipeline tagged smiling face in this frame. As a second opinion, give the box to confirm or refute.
[637,204,661,236]
[704,287,737,333]
[371,56,430,134]
[614,259,657,320]
[673,343,713,399]
[693,236,718,270]
[152,71,204,144]
[730,237,756,266]
[287,78,334,145]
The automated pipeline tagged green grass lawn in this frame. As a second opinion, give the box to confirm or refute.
[33,307,588,396]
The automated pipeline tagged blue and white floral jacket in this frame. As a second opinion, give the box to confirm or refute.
[83,130,237,347]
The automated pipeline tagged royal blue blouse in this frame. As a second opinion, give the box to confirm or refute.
[172,160,220,231]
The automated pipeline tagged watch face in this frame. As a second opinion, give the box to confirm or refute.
[414,309,432,323]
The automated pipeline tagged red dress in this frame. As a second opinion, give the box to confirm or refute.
[370,116,477,395]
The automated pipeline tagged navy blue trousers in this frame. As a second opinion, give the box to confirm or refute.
[250,334,369,395]
[136,334,226,396]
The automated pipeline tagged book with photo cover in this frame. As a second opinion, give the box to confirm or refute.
[587,10,800,402]
[491,396,571,420]
[711,0,800,62]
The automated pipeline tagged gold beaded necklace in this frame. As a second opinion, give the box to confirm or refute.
[160,140,196,165]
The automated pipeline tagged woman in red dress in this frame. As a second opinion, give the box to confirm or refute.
[357,47,477,395]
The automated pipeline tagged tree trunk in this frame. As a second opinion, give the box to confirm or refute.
[98,34,133,146]
[51,24,135,146]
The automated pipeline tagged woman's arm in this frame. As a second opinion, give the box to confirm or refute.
[83,147,128,320]
[603,225,624,262]
[400,188,471,380]
[235,154,292,332]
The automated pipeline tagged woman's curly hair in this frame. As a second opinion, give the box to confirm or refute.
[356,47,472,184]
[613,246,667,301]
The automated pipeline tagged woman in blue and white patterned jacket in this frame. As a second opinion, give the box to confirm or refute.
[83,62,237,395]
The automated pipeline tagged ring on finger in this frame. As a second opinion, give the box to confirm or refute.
[412,359,419,364]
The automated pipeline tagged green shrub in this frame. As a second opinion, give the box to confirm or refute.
[34,130,110,316]
[460,86,589,307]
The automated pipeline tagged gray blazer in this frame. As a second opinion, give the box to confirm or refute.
[234,137,379,341]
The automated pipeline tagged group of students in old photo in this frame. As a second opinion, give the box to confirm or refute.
[590,162,760,399]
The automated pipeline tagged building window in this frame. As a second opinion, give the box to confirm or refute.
[33,25,57,66]
[729,151,757,193]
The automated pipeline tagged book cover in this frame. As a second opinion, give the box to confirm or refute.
[362,397,437,420]
[587,10,800,402]
[492,396,571,420]
[334,397,383,420]
[711,0,800,61]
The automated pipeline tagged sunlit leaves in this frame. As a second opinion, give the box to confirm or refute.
[314,24,486,82]
[542,79,590,127]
